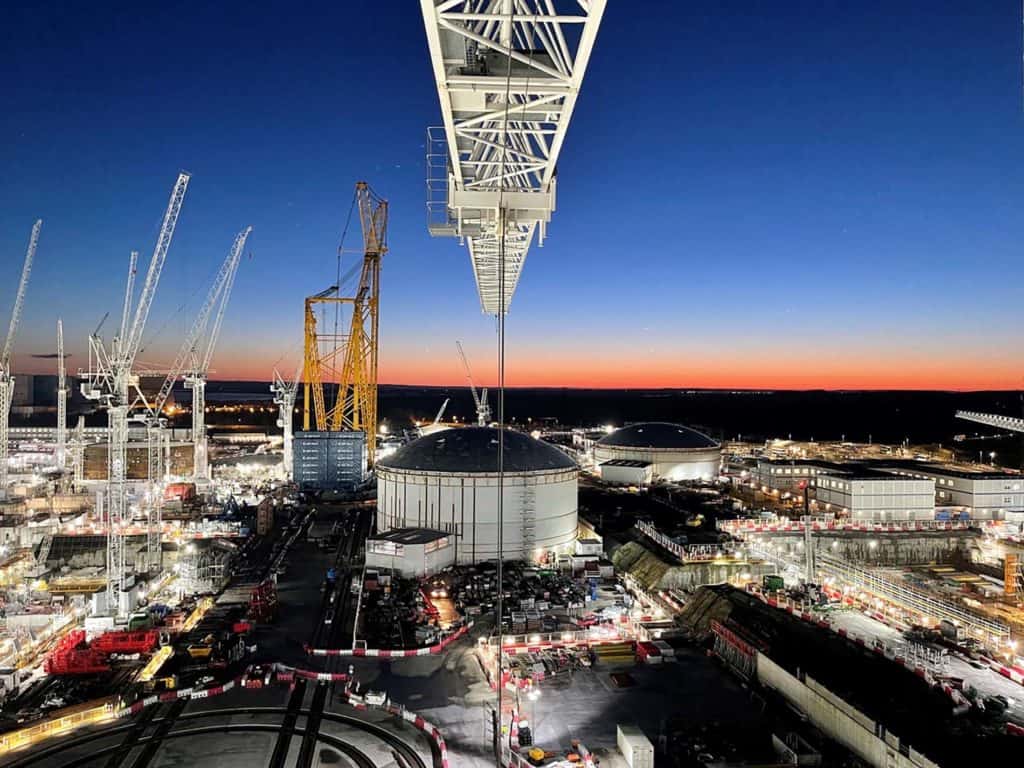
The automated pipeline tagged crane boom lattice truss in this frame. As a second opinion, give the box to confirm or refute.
[956,410,1024,434]
[82,173,190,613]
[421,0,606,314]
[456,340,490,426]
[303,182,387,463]
[0,219,41,500]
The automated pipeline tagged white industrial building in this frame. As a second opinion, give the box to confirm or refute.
[878,463,1024,520]
[751,459,836,495]
[375,427,579,563]
[365,528,454,578]
[814,470,935,522]
[598,459,652,486]
[592,422,721,483]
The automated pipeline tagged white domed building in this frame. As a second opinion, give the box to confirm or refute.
[375,427,578,564]
[593,422,721,483]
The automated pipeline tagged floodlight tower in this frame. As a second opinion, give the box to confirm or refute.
[0,220,40,500]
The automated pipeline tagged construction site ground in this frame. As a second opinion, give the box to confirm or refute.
[826,608,1024,726]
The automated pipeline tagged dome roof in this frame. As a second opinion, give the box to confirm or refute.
[596,422,719,450]
[378,427,577,473]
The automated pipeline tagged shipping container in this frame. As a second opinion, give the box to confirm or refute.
[617,724,655,768]
[762,574,785,592]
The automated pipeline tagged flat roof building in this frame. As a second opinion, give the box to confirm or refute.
[365,527,454,578]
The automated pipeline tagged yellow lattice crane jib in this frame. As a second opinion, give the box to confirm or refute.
[303,182,388,465]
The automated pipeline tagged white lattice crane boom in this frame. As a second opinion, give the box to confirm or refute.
[122,176,190,369]
[81,172,190,614]
[422,0,606,314]
[0,219,41,500]
[151,226,251,422]
[956,410,1024,434]
[184,226,251,483]
[456,340,491,426]
[118,251,138,347]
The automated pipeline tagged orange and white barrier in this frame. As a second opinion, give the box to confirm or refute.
[307,622,472,657]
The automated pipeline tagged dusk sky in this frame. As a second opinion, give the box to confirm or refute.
[2,1,1023,390]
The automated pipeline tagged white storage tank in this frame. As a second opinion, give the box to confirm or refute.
[594,422,721,483]
[617,724,655,768]
[375,427,578,564]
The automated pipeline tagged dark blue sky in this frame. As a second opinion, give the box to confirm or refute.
[2,1,1022,388]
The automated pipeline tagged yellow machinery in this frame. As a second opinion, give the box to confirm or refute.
[303,182,388,463]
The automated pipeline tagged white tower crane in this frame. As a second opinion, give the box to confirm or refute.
[456,340,491,426]
[184,226,250,485]
[136,226,250,569]
[56,319,67,470]
[82,173,190,614]
[270,364,301,480]
[0,220,40,501]
[956,410,1024,434]
[421,0,606,314]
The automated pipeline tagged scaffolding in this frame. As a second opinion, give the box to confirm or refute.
[818,554,1010,643]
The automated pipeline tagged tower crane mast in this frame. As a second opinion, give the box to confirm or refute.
[0,220,41,500]
[271,365,301,480]
[56,319,67,470]
[81,172,190,614]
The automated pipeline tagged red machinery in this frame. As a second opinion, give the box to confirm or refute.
[248,580,278,623]
[419,589,440,618]
[90,630,158,655]
[163,482,197,502]
[44,630,111,675]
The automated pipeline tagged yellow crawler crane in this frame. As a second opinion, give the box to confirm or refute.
[303,182,388,464]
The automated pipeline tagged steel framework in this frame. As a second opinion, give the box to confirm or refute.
[0,220,40,500]
[271,366,301,480]
[81,173,190,613]
[303,183,387,463]
[421,0,606,314]
[956,410,1024,434]
[182,226,250,483]
[56,319,67,471]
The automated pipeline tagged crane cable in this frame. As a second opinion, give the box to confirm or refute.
[493,3,523,765]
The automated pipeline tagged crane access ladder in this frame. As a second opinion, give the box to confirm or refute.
[521,482,536,556]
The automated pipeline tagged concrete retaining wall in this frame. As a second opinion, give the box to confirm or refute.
[756,653,940,768]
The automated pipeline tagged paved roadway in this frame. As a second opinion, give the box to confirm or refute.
[826,609,1024,725]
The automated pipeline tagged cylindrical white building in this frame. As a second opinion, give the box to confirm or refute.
[375,427,578,564]
[593,422,721,482]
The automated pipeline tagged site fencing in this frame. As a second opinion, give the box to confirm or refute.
[635,520,733,562]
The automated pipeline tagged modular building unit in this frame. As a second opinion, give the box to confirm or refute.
[617,724,655,768]
[293,431,367,492]
[599,459,652,486]
[365,527,455,578]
